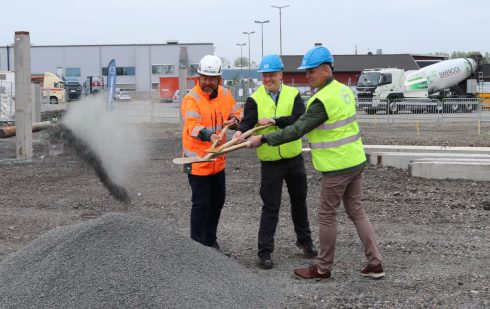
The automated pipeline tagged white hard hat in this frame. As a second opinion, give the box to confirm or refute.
[197,55,223,76]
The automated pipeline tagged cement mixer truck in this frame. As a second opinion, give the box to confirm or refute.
[356,57,482,113]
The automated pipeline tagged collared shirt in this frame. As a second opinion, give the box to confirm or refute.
[266,83,282,103]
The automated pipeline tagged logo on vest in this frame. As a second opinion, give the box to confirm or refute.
[341,87,352,105]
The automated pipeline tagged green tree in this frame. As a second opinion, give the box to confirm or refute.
[484,52,490,64]
[234,57,249,67]
[450,51,483,59]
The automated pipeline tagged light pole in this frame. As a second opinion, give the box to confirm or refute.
[254,20,270,59]
[236,43,246,81]
[243,31,255,79]
[271,4,289,56]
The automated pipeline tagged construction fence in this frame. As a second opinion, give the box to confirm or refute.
[2,90,490,125]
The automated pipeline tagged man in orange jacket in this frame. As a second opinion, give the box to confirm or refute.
[181,55,241,253]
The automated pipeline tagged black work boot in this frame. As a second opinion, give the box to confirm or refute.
[258,252,273,269]
[296,240,318,259]
[212,242,231,257]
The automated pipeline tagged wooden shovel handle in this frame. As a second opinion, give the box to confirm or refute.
[210,124,271,153]
[215,141,251,155]
[210,125,229,148]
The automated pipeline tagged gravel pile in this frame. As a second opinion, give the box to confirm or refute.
[0,213,285,308]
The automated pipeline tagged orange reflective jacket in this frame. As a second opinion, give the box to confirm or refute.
[181,84,241,176]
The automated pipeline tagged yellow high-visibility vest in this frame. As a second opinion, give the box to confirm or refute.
[306,80,366,172]
[253,84,303,161]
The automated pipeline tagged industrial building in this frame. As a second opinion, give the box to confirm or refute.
[1,42,488,92]
[0,42,213,92]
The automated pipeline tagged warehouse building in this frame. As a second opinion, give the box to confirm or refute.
[0,41,213,92]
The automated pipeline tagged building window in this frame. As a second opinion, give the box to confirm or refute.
[65,67,81,77]
[152,65,175,75]
[152,83,160,90]
[102,66,135,76]
[188,64,199,76]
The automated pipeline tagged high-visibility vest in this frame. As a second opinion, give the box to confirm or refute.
[252,84,303,161]
[306,80,366,172]
[181,84,241,176]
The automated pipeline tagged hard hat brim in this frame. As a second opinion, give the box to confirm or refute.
[257,69,283,73]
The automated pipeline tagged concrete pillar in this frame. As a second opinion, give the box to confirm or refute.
[178,66,187,125]
[32,83,41,123]
[14,31,32,159]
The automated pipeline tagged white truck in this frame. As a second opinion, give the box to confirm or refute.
[356,57,482,113]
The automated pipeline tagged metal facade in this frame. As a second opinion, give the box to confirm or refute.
[0,43,213,91]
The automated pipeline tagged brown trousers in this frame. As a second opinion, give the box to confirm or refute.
[316,168,382,273]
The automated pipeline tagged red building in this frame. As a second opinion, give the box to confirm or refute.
[281,54,448,88]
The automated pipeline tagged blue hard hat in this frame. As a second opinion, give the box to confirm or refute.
[257,54,284,73]
[297,46,334,70]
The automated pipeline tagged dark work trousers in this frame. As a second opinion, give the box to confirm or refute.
[187,170,226,247]
[258,155,312,256]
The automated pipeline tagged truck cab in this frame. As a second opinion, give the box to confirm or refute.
[356,68,408,100]
[31,72,66,104]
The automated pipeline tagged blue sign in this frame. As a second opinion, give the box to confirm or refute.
[106,59,117,110]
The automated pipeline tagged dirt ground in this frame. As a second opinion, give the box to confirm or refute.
[1,120,489,308]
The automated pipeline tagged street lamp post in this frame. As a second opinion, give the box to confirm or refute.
[243,31,255,79]
[271,4,289,56]
[236,43,246,81]
[254,20,270,59]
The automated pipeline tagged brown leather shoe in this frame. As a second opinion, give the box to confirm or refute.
[294,264,331,280]
[360,263,385,279]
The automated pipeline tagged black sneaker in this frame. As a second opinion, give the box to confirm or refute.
[212,242,231,257]
[258,252,273,269]
[296,240,318,259]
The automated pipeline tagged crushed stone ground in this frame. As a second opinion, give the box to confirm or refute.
[0,213,285,309]
[0,121,489,308]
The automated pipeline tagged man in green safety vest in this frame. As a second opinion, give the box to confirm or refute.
[247,47,385,280]
[233,54,317,269]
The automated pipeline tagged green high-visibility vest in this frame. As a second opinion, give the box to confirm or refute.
[306,80,366,172]
[252,84,303,161]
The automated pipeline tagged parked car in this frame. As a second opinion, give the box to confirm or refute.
[65,81,82,101]
[114,88,131,101]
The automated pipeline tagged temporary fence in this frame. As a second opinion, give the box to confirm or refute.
[3,88,490,125]
[355,98,488,123]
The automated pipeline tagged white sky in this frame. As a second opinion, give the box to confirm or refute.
[2,0,489,64]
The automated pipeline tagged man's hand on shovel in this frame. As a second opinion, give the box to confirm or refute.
[207,124,271,153]
[209,124,229,149]
[173,140,252,164]
[247,135,264,148]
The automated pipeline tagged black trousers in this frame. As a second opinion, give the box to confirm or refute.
[187,170,226,247]
[258,155,312,255]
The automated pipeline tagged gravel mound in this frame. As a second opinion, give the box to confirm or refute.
[0,213,285,308]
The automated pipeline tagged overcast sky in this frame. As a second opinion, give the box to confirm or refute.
[2,0,489,64]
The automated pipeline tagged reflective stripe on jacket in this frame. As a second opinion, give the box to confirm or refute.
[306,80,366,172]
[252,84,303,161]
[181,84,241,176]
